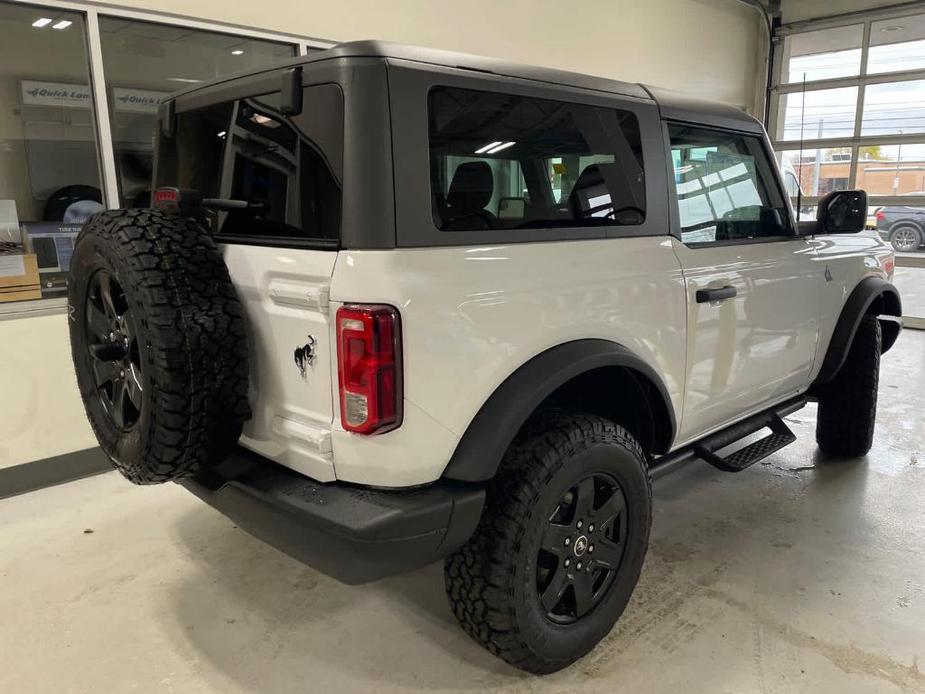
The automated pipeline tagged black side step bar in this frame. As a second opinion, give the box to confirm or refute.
[693,414,795,472]
[650,397,806,478]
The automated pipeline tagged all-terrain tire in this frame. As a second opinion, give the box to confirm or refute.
[68,209,250,484]
[444,413,651,674]
[816,314,881,457]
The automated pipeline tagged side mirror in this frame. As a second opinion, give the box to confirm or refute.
[801,189,867,235]
[498,197,526,219]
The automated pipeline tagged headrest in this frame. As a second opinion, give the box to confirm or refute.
[447,161,493,214]
[569,164,609,217]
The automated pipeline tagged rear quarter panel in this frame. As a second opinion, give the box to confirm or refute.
[329,237,687,486]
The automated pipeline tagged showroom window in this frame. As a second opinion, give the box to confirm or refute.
[0,2,102,303]
[771,8,925,326]
[0,0,327,310]
[98,17,297,208]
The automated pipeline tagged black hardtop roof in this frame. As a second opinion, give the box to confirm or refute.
[171,40,763,134]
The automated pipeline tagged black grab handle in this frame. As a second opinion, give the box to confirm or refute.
[696,285,737,303]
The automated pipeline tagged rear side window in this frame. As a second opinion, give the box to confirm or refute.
[428,87,645,232]
[155,83,343,245]
[668,125,792,244]
[155,102,233,200]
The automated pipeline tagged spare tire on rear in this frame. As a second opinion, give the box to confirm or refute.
[68,209,250,484]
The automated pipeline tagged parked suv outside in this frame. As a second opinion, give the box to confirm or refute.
[67,42,902,674]
[876,204,925,252]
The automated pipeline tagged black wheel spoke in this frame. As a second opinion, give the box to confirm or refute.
[591,490,625,529]
[125,367,143,409]
[86,302,110,341]
[89,342,126,362]
[574,476,595,521]
[590,536,624,571]
[572,575,594,618]
[111,382,127,429]
[100,273,117,318]
[92,360,120,387]
[540,567,570,612]
[542,522,572,554]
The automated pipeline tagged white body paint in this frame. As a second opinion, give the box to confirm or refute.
[223,230,893,488]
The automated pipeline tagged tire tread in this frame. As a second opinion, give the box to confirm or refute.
[816,314,881,457]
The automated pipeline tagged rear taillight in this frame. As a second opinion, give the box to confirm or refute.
[336,304,402,435]
[883,254,895,278]
[152,187,201,215]
[875,209,886,221]
[152,187,179,211]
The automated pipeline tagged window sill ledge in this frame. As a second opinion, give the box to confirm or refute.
[0,297,68,322]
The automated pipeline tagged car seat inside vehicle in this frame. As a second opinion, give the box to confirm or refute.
[443,161,496,230]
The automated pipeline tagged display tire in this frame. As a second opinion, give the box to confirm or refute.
[816,314,881,458]
[44,184,103,222]
[68,208,250,484]
[444,413,651,674]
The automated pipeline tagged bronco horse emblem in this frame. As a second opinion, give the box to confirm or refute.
[293,335,316,379]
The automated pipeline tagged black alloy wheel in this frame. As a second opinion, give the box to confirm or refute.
[537,473,627,623]
[85,269,143,430]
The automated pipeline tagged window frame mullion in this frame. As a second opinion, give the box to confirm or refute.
[85,8,120,210]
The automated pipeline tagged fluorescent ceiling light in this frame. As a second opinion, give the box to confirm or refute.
[475,141,503,154]
[32,18,52,28]
[51,20,72,30]
[165,77,203,83]
[217,130,227,138]
[231,49,244,55]
[485,141,515,154]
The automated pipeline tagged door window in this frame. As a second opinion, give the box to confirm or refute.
[669,125,792,244]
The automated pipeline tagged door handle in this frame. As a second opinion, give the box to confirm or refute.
[696,285,737,303]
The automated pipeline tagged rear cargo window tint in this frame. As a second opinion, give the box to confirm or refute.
[155,102,233,200]
[155,84,343,245]
[428,87,645,232]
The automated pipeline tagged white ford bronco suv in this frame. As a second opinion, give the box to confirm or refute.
[68,42,902,673]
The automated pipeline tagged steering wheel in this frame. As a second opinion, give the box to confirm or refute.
[580,203,645,221]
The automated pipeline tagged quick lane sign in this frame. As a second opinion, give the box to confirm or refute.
[20,81,167,112]
[21,80,91,108]
[112,87,166,113]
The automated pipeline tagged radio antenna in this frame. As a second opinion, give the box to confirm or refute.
[795,74,806,220]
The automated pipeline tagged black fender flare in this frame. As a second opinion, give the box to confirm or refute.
[441,339,677,483]
[813,277,902,387]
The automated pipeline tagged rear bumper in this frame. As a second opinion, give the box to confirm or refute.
[180,448,485,584]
